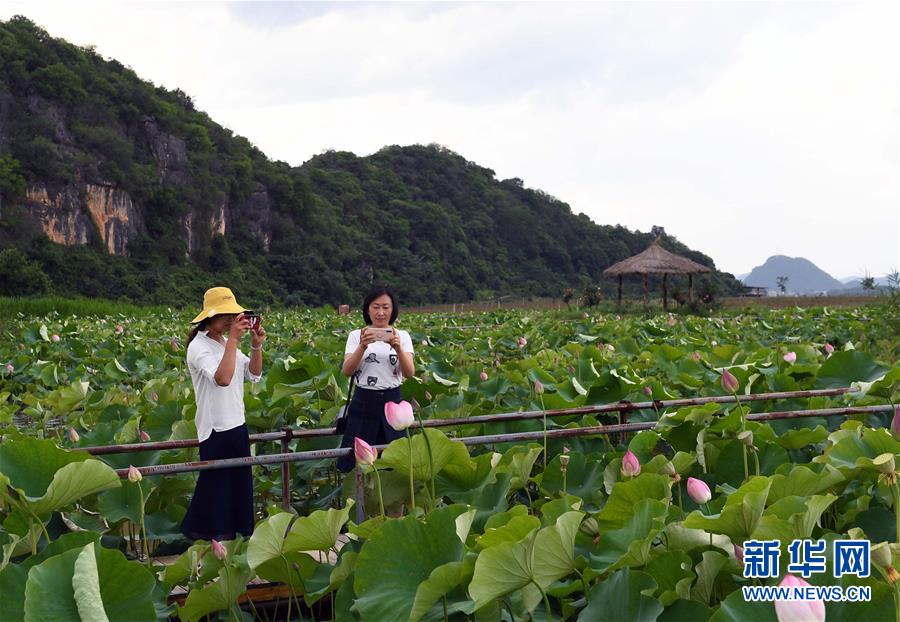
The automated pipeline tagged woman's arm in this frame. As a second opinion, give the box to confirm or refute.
[249,324,266,376]
[389,330,415,378]
[342,328,375,376]
[214,317,249,386]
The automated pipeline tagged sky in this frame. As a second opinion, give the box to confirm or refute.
[3,1,898,279]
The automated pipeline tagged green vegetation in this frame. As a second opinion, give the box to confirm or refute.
[0,16,740,307]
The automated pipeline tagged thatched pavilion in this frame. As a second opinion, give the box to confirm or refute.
[603,237,711,309]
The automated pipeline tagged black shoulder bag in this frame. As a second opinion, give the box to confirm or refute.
[335,375,355,434]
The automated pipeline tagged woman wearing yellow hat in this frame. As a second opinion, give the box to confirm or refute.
[180,287,266,541]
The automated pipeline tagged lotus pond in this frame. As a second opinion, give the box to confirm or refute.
[0,303,898,621]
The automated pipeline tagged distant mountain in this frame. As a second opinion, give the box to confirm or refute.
[742,256,844,294]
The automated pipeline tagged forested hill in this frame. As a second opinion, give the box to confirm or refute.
[0,16,740,306]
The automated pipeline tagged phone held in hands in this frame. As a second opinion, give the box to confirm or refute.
[243,311,261,330]
[367,327,394,342]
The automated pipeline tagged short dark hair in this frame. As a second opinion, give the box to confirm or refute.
[362,285,399,325]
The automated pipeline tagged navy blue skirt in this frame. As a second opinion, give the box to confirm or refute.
[181,423,254,541]
[336,387,406,472]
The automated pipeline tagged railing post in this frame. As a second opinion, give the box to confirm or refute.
[280,427,293,512]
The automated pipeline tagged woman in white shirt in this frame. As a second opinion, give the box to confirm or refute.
[180,287,266,541]
[337,286,415,472]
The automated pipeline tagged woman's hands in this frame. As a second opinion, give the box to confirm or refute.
[358,327,377,349]
[228,315,251,341]
[388,331,403,353]
[251,322,266,349]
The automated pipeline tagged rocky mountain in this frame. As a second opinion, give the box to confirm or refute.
[742,256,845,294]
[0,16,741,306]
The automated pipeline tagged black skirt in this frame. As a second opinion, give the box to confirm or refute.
[336,386,406,472]
[181,423,254,541]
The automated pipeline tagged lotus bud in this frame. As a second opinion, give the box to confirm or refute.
[421,339,428,346]
[384,400,414,431]
[711,340,717,346]
[410,397,420,411]
[734,544,744,564]
[606,343,615,352]
[615,314,621,320]
[775,575,825,622]
[5,363,12,375]
[621,450,641,478]
[51,334,60,342]
[667,315,676,327]
[211,539,226,561]
[517,336,527,348]
[691,351,701,362]
[891,406,900,440]
[354,437,378,466]
[687,477,711,504]
[643,386,652,397]
[68,427,80,443]
[721,368,739,393]
[534,380,544,394]
[480,370,489,382]
[115,324,124,334]
[139,429,151,442]
[127,465,142,483]
[783,351,797,364]
[824,343,834,355]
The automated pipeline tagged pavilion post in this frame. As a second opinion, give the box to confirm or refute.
[662,273,668,310]
[689,274,694,302]
[643,274,648,305]
[617,275,622,305]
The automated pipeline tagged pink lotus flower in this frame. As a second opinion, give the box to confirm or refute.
[824,343,834,355]
[115,324,124,334]
[891,406,900,440]
[354,437,378,466]
[384,400,414,431]
[606,344,615,352]
[621,450,641,477]
[774,575,825,622]
[517,336,527,348]
[68,427,80,443]
[691,351,701,362]
[51,334,60,342]
[480,370,489,382]
[5,363,12,375]
[783,351,797,364]
[139,429,151,442]
[734,544,744,564]
[721,368,740,393]
[127,465,142,483]
[687,477,711,504]
[534,380,544,394]
[667,315,676,327]
[211,539,227,561]
[615,314,621,320]
[643,386,653,397]
[421,339,428,346]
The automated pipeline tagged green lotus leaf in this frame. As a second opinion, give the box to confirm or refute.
[683,477,771,542]
[577,568,663,622]
[379,428,472,481]
[589,499,668,573]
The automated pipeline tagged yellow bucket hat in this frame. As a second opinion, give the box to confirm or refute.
[191,287,248,323]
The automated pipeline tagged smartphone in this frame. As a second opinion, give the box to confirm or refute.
[367,327,394,342]
[244,312,261,330]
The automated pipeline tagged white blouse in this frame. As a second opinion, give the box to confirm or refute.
[344,328,414,390]
[186,331,261,442]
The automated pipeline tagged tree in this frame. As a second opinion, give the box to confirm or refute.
[776,276,789,295]
[860,272,875,291]
[0,248,51,295]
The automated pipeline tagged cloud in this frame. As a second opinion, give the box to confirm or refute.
[2,1,897,277]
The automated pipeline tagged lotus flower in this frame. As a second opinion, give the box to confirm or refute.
[615,314,621,320]
[480,370,489,382]
[51,334,60,342]
[721,368,740,393]
[667,315,676,327]
[517,336,527,348]
[687,477,711,504]
[691,351,701,362]
[127,465,142,483]
[115,324,124,334]
[774,575,825,622]
[891,406,900,440]
[67,427,80,443]
[5,363,12,375]
[534,380,544,394]
[643,386,653,397]
[384,400,414,431]
[783,351,797,364]
[421,339,428,346]
[139,429,151,442]
[211,539,226,561]
[711,340,718,346]
[354,437,377,466]
[824,343,834,355]
[621,450,641,477]
[734,544,744,564]
[606,343,615,352]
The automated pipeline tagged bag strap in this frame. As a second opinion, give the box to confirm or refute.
[344,374,356,410]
